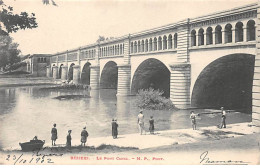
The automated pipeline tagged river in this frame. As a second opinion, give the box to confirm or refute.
[0,86,252,150]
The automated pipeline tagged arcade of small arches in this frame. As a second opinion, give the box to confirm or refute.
[100,43,124,58]
[190,20,256,46]
[130,33,177,54]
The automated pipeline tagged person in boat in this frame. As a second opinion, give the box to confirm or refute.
[190,111,196,130]
[149,116,155,134]
[81,127,89,146]
[51,123,58,146]
[33,136,38,140]
[66,130,72,148]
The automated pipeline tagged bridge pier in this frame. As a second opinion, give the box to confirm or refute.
[117,64,131,96]
[61,66,68,80]
[90,65,100,89]
[252,2,260,126]
[72,65,80,84]
[52,66,58,79]
[169,63,191,109]
[46,66,51,78]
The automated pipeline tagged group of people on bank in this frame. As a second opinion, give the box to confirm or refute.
[50,110,155,148]
[50,107,226,148]
[189,106,227,130]
[51,124,89,148]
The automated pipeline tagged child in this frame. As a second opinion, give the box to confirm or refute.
[51,123,57,146]
[149,116,155,134]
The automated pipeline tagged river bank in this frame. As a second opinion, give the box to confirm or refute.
[0,74,56,88]
[0,122,259,165]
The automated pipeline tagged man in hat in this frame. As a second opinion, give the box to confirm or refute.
[66,130,72,148]
[51,123,58,146]
[112,119,119,139]
[137,110,146,135]
[81,127,89,146]
[220,107,226,128]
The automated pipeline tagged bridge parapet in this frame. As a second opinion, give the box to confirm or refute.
[79,48,95,61]
[99,42,124,58]
[189,3,257,48]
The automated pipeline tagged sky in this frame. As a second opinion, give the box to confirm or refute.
[5,0,257,55]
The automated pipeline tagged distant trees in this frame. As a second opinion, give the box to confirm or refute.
[0,35,21,71]
[42,0,58,6]
[96,36,115,43]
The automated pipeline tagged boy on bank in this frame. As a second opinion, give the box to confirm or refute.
[51,123,58,146]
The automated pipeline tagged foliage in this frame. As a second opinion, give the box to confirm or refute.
[7,61,27,71]
[42,0,58,6]
[96,36,115,43]
[96,36,105,43]
[0,35,21,70]
[0,0,38,35]
[136,88,177,110]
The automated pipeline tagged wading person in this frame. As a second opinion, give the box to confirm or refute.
[81,127,89,146]
[137,110,146,135]
[51,123,58,146]
[66,130,72,148]
[149,116,155,134]
[220,107,226,128]
[190,111,196,130]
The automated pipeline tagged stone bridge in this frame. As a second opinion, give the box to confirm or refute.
[47,2,260,126]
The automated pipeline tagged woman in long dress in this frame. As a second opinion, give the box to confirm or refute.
[81,127,88,146]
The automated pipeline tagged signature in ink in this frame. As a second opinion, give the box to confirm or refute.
[200,151,250,165]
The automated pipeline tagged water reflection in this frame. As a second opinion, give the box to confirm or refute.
[0,86,252,150]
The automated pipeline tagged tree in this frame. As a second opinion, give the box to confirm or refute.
[0,35,20,71]
[0,0,38,35]
[96,36,115,43]
[96,36,105,43]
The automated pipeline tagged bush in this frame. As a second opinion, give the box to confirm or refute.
[136,88,177,110]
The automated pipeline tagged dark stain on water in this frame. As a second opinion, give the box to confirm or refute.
[53,95,91,100]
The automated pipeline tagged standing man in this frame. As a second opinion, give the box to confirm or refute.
[51,123,58,146]
[220,107,226,128]
[66,130,72,148]
[190,111,197,130]
[149,116,155,134]
[114,119,119,139]
[112,119,119,139]
[81,127,89,146]
[137,110,146,135]
[111,119,115,138]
